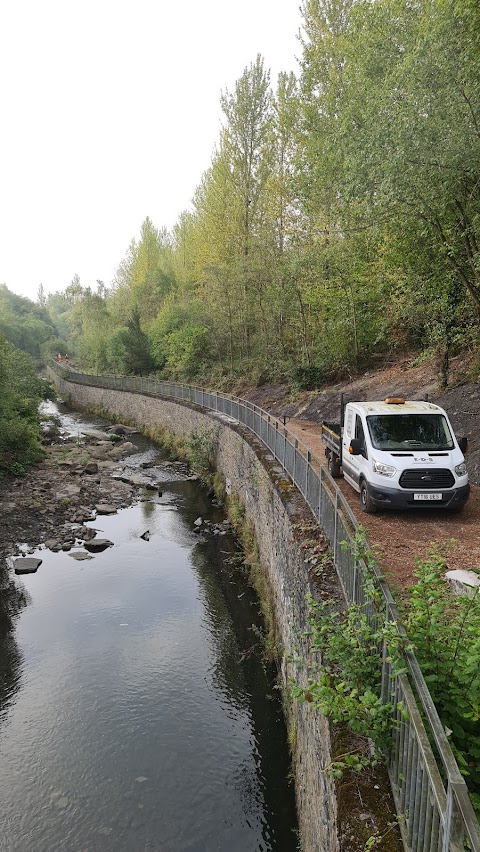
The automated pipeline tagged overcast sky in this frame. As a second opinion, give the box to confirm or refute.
[0,0,302,302]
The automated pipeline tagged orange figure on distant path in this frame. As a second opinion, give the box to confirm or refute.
[57,352,61,363]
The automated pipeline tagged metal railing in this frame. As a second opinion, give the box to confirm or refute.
[51,363,480,852]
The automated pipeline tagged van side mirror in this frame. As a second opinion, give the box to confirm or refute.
[458,436,468,454]
[349,438,362,455]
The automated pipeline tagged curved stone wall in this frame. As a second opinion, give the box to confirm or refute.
[50,370,339,852]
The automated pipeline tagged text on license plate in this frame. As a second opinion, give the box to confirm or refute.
[414,493,442,501]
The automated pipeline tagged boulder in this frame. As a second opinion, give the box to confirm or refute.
[118,473,147,487]
[14,557,42,575]
[76,526,97,541]
[83,539,114,552]
[95,504,117,515]
[68,550,94,561]
[108,441,137,460]
[81,429,110,441]
[56,484,82,499]
[82,461,99,475]
[86,447,110,461]
[107,424,136,435]
[445,569,480,598]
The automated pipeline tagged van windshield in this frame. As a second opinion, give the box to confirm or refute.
[366,414,454,451]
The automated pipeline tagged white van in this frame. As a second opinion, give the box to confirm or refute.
[323,398,470,513]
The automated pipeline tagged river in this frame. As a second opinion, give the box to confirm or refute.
[0,403,298,852]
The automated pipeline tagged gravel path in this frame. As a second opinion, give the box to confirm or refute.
[287,417,480,589]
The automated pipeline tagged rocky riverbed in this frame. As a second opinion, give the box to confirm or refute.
[0,415,202,570]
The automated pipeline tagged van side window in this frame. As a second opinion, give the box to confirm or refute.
[346,410,353,437]
[355,415,368,458]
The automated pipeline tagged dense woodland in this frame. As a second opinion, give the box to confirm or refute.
[40,0,480,388]
[1,0,480,467]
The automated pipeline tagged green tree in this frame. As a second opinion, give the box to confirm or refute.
[106,306,154,375]
[70,291,112,372]
[219,55,274,358]
[112,217,175,325]
[0,335,46,475]
[0,285,59,361]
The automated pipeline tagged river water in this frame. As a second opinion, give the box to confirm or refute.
[0,404,298,851]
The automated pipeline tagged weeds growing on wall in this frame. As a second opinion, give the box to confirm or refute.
[291,583,405,776]
[143,424,188,461]
[186,428,217,477]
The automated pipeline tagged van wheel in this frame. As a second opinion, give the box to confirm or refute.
[360,481,377,514]
[328,453,341,479]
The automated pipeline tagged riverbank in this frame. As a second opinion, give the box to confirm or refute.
[0,407,193,566]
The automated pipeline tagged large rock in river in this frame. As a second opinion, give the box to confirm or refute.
[95,504,117,515]
[107,424,136,436]
[14,557,42,575]
[108,441,137,460]
[83,539,114,552]
[68,550,94,561]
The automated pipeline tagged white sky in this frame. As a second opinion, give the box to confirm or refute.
[0,0,302,301]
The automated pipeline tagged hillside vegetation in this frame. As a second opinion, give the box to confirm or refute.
[2,0,480,476]
[29,0,480,389]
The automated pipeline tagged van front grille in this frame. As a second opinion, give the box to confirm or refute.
[399,468,455,489]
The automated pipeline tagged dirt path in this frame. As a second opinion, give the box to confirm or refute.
[287,417,480,590]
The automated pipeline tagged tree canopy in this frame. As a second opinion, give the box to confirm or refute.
[34,0,479,389]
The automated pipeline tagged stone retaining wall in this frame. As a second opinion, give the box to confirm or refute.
[50,370,339,852]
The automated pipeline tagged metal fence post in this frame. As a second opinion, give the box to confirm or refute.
[333,489,339,562]
[381,599,392,704]
[293,439,298,485]
[442,784,465,852]
[306,450,311,506]
[318,466,324,523]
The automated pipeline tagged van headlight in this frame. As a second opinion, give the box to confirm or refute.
[372,460,396,477]
[455,462,467,477]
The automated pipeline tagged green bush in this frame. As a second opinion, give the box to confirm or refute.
[291,587,404,773]
[403,550,480,813]
[186,428,217,476]
[292,364,325,390]
[0,335,46,476]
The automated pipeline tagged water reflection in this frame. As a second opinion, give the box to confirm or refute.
[0,568,28,724]
[0,406,297,851]
[140,499,156,520]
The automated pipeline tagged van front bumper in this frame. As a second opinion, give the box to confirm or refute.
[368,483,470,510]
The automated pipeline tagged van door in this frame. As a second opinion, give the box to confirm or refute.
[343,413,368,490]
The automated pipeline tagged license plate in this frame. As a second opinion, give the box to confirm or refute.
[414,493,442,501]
